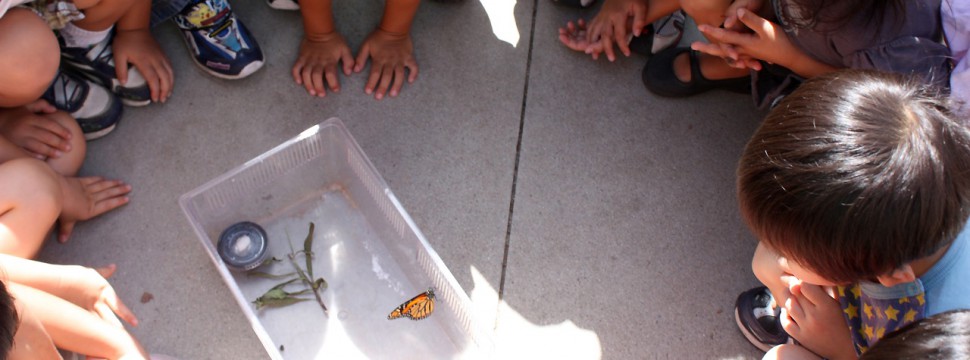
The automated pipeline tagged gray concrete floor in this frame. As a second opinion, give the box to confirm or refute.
[38,0,769,358]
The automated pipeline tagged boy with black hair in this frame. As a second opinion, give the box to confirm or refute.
[734,69,970,359]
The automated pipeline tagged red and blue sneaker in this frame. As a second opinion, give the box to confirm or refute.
[174,0,264,80]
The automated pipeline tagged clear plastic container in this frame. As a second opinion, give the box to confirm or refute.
[179,118,494,359]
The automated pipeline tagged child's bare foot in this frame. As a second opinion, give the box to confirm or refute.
[57,176,131,243]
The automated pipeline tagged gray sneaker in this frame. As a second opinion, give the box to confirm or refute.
[42,68,122,140]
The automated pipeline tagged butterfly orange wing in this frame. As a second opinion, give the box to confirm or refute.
[387,288,435,321]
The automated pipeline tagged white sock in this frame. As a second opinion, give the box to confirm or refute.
[60,23,112,48]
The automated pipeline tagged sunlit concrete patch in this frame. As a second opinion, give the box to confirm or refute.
[469,266,602,358]
[479,0,521,47]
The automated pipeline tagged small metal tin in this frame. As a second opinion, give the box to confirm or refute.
[218,221,269,271]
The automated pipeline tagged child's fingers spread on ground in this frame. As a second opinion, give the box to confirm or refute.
[292,61,306,84]
[78,176,105,186]
[365,68,381,95]
[58,221,76,243]
[376,66,393,100]
[325,66,340,92]
[613,23,630,57]
[83,178,125,193]
[599,37,616,62]
[92,196,130,216]
[390,67,405,97]
[354,46,371,73]
[406,60,418,83]
[311,66,327,97]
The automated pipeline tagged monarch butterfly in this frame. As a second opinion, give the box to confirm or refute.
[388,288,435,320]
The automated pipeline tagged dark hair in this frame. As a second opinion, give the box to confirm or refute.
[860,309,970,360]
[0,281,16,359]
[737,69,970,283]
[782,0,904,34]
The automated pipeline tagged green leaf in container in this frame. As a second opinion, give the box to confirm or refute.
[303,222,315,279]
[247,271,297,279]
[254,297,312,310]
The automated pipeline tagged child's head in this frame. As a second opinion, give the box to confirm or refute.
[0,8,60,108]
[0,281,17,359]
[738,69,970,284]
[859,309,970,359]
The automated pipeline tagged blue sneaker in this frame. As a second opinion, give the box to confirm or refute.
[42,68,122,140]
[59,30,153,107]
[174,0,264,80]
[735,286,792,352]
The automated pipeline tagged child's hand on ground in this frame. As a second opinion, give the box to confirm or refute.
[292,33,354,98]
[112,29,174,103]
[583,0,649,61]
[559,19,594,53]
[57,176,131,243]
[354,29,418,100]
[59,264,138,327]
[0,101,73,160]
[780,278,856,360]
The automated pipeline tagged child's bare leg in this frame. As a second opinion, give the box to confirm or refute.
[7,282,148,359]
[71,0,140,31]
[0,8,60,108]
[42,111,86,176]
[0,159,62,258]
[763,344,822,360]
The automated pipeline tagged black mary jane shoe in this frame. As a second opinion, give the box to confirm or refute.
[642,46,751,98]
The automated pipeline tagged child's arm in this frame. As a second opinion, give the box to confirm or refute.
[7,282,148,359]
[292,0,354,97]
[0,254,138,326]
[114,0,174,103]
[353,0,420,100]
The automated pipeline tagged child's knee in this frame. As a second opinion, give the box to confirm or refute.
[0,158,62,208]
[0,8,59,107]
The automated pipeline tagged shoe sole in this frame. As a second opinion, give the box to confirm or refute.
[735,307,774,352]
[266,0,300,10]
[83,122,117,141]
[734,307,792,352]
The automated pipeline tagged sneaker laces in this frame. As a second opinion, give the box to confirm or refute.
[45,70,86,112]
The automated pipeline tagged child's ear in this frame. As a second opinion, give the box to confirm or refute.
[875,265,916,287]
